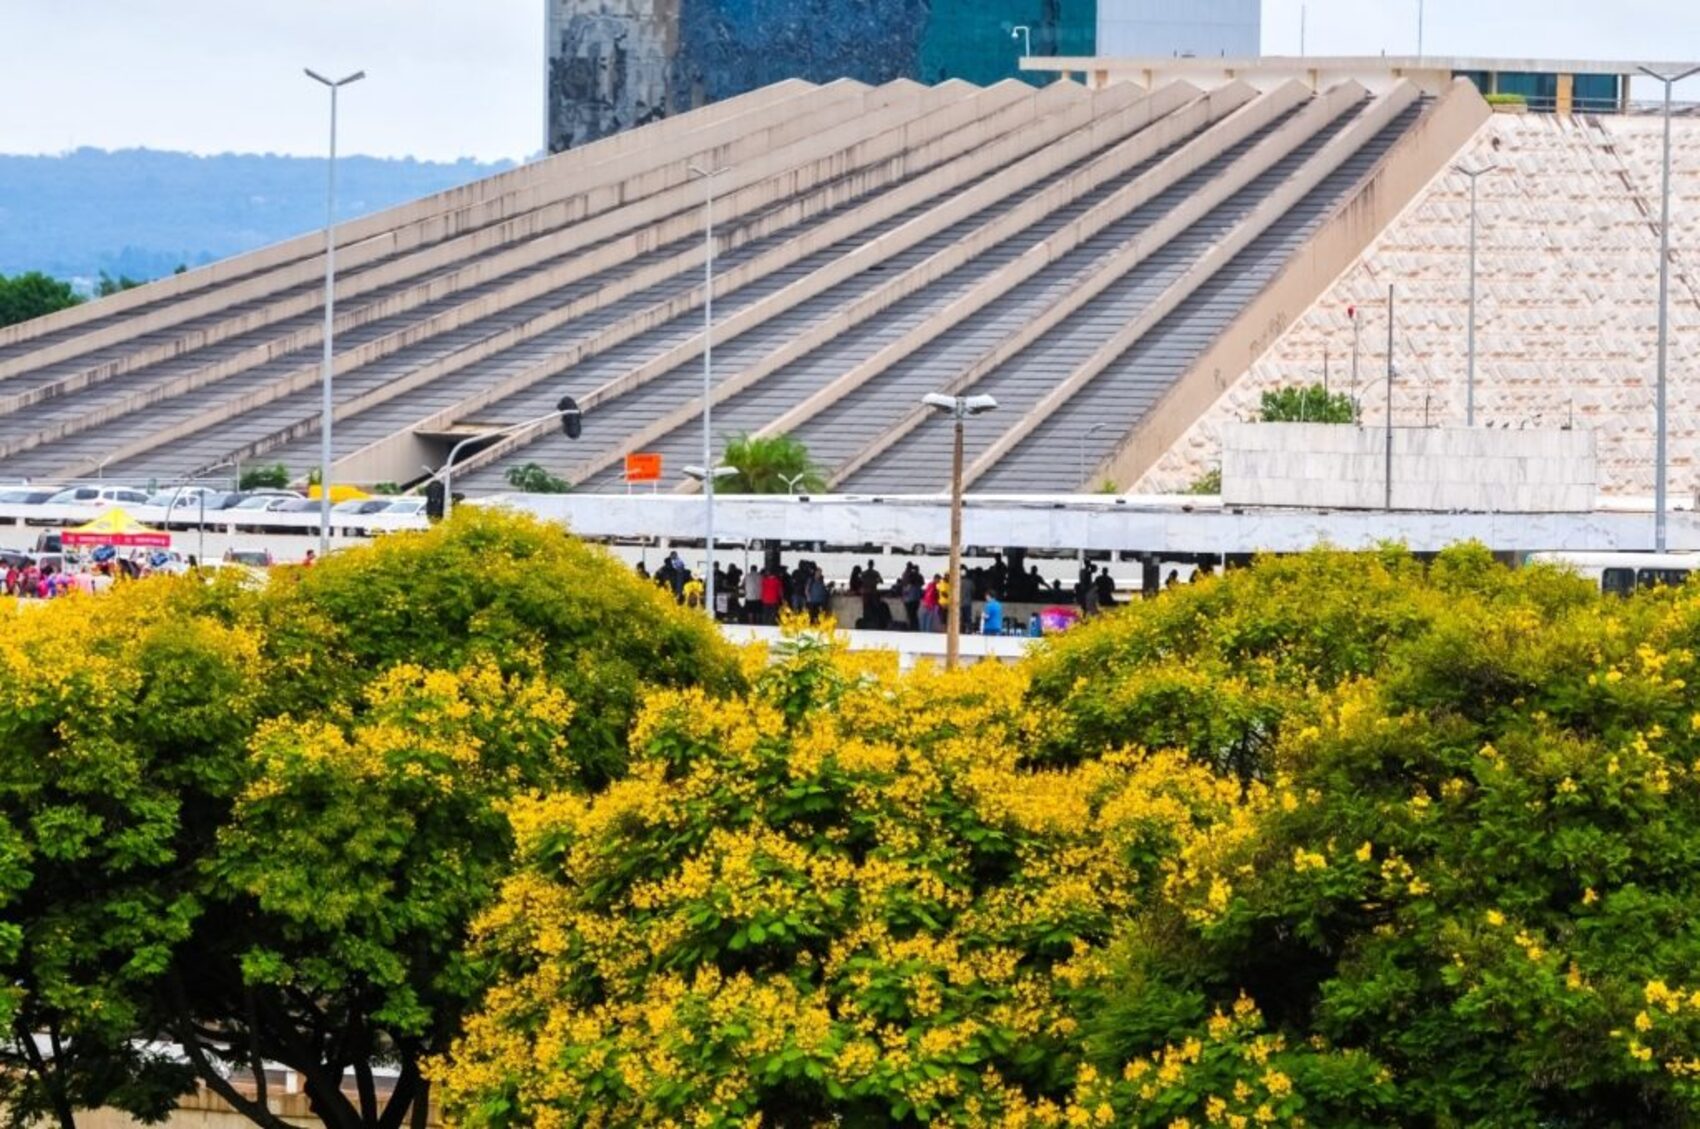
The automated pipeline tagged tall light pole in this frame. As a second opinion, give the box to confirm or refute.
[1385,285,1396,512]
[1012,25,1032,58]
[1455,162,1498,426]
[685,465,737,617]
[1639,66,1699,551]
[688,163,729,615]
[923,392,998,671]
[1416,0,1425,58]
[304,67,364,557]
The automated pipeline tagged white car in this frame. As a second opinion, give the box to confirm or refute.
[46,485,150,508]
[379,498,426,516]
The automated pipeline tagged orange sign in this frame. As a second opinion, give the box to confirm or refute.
[625,452,663,483]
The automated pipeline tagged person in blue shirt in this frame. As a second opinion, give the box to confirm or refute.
[981,592,1004,635]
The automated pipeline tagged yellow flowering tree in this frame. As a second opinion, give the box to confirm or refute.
[1089,552,1700,1124]
[1024,547,1462,779]
[438,632,1255,1127]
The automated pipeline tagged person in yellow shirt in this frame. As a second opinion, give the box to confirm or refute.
[683,576,704,609]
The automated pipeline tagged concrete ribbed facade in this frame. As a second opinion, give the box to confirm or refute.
[0,75,1484,496]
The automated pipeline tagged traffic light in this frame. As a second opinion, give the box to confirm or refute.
[558,395,582,440]
[425,480,446,522]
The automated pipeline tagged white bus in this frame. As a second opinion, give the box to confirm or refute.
[1526,552,1700,597]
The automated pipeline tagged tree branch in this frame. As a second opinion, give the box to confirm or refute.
[166,975,298,1129]
[15,1018,77,1129]
[353,1054,378,1127]
[245,987,269,1116]
[375,1058,419,1129]
[408,1079,429,1129]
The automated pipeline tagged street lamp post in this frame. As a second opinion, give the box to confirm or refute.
[1011,25,1032,58]
[1638,65,1700,551]
[923,392,999,671]
[1455,162,1498,426]
[779,471,807,495]
[1385,285,1396,512]
[304,67,364,558]
[688,163,729,615]
[684,464,738,616]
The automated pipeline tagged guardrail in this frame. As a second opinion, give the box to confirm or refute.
[0,502,430,538]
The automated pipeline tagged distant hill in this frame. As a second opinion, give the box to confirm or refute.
[0,147,517,288]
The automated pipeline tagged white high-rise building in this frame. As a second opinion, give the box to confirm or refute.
[1096,0,1260,58]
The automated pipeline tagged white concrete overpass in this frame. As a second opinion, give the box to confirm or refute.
[490,493,1698,555]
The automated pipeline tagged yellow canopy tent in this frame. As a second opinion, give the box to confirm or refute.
[61,507,170,548]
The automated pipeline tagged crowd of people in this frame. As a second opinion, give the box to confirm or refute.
[635,549,1169,635]
[1,551,185,599]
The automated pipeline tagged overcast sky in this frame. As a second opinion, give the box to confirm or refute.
[0,0,1695,163]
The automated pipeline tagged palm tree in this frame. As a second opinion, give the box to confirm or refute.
[721,433,825,494]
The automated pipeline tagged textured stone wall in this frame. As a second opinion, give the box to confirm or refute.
[1221,423,1597,512]
[545,0,1096,152]
[1138,112,1700,501]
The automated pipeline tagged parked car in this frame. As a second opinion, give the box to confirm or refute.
[0,488,56,525]
[46,485,150,509]
[228,495,293,532]
[379,498,426,516]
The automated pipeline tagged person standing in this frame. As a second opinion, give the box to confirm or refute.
[920,575,940,633]
[760,568,783,625]
[981,591,1004,636]
[901,571,922,631]
[744,566,763,623]
[806,566,828,623]
[861,560,885,629]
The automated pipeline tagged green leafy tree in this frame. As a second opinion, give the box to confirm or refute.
[94,272,143,298]
[721,432,825,494]
[0,511,742,1129]
[0,272,82,328]
[1185,467,1222,495]
[370,482,402,496]
[238,464,289,491]
[503,462,571,493]
[1258,383,1357,424]
[163,510,743,1129]
[0,578,261,1129]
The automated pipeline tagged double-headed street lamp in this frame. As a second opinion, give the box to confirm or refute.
[1454,162,1498,426]
[1638,64,1700,552]
[304,66,364,557]
[922,392,998,671]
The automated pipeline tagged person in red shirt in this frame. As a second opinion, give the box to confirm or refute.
[760,569,783,625]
